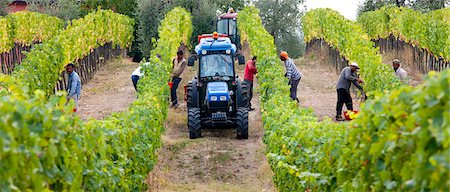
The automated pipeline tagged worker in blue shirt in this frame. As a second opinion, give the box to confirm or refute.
[66,64,82,112]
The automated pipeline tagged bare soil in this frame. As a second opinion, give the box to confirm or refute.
[77,58,138,120]
[296,52,363,120]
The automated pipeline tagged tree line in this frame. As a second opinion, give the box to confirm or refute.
[1,0,447,60]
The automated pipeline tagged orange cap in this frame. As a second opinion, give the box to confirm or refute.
[280,51,289,59]
[213,31,219,39]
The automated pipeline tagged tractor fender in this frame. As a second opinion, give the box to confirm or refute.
[235,79,248,108]
[187,79,199,108]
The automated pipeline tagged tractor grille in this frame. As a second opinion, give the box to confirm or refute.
[212,112,227,121]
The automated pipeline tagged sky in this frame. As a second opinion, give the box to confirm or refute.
[303,0,365,20]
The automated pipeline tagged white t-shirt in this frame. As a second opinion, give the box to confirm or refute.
[131,62,150,77]
[395,67,407,81]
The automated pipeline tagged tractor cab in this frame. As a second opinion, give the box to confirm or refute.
[185,32,248,140]
[216,8,241,49]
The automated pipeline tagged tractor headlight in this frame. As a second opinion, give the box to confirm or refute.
[210,96,218,101]
[220,96,227,101]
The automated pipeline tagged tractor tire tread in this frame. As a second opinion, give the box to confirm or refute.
[188,108,202,139]
[236,107,249,139]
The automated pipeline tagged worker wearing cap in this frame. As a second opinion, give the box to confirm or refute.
[335,62,363,121]
[279,51,302,102]
[392,59,407,81]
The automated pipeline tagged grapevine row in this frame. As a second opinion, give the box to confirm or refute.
[0,11,64,53]
[10,9,134,96]
[358,6,450,62]
[303,8,402,94]
[0,11,64,74]
[0,7,192,191]
[239,6,449,191]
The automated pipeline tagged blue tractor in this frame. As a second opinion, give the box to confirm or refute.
[186,33,248,139]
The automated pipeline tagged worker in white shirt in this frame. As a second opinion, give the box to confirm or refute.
[393,59,407,82]
[131,62,149,91]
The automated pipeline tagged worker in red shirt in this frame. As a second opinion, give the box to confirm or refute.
[244,56,257,111]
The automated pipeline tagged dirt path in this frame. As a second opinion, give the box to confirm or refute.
[149,66,275,192]
[78,58,138,120]
[295,56,339,120]
[295,53,363,120]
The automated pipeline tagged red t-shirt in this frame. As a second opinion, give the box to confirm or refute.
[244,60,258,81]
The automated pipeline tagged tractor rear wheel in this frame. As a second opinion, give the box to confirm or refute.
[236,107,249,139]
[188,108,202,139]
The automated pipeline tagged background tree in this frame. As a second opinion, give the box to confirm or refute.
[137,0,173,59]
[0,0,9,16]
[137,0,248,59]
[27,0,81,21]
[357,0,448,16]
[255,0,305,58]
[80,0,141,60]
[215,0,248,13]
[410,0,448,12]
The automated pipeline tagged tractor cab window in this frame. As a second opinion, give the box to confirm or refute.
[217,19,237,36]
[229,19,237,35]
[217,19,228,35]
[200,54,234,78]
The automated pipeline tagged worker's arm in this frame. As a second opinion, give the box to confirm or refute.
[352,80,364,91]
[344,68,357,81]
[249,62,258,74]
[172,60,187,77]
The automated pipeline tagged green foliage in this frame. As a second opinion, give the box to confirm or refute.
[357,0,448,15]
[0,0,7,16]
[26,0,82,21]
[339,70,450,191]
[81,0,137,18]
[239,6,346,191]
[0,11,64,53]
[11,9,134,96]
[240,5,449,191]
[358,6,450,61]
[0,16,13,53]
[214,0,247,13]
[303,8,402,94]
[0,7,192,191]
[150,6,192,63]
[411,0,448,12]
[255,0,305,58]
[137,0,213,59]
[137,0,171,59]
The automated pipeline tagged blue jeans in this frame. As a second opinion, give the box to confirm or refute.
[171,77,182,105]
[131,75,140,91]
[289,78,300,101]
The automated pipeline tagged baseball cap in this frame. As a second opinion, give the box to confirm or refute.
[350,62,360,69]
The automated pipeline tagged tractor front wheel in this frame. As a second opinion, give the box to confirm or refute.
[236,107,249,139]
[188,108,202,139]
